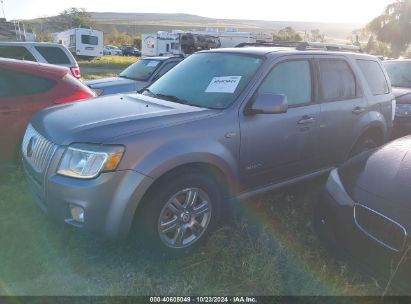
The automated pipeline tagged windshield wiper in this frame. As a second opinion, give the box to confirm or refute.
[139,87,157,96]
[139,89,196,106]
[155,93,191,105]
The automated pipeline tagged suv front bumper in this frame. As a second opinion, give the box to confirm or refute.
[23,156,153,240]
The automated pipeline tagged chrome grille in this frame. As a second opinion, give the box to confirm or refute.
[22,124,57,173]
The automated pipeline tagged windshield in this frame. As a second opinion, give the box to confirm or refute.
[383,61,411,88]
[144,52,264,109]
[119,59,161,81]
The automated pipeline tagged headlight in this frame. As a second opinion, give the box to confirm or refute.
[395,104,411,117]
[57,144,124,179]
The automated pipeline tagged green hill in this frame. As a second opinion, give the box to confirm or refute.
[25,12,362,41]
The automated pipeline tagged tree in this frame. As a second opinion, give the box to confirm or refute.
[273,27,302,42]
[347,28,390,56]
[310,29,325,42]
[367,0,411,57]
[57,7,93,29]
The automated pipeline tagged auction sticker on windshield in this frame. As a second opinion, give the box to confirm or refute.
[205,76,242,93]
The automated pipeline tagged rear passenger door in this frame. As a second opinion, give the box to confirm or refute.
[315,56,366,165]
[356,59,392,132]
[239,57,321,190]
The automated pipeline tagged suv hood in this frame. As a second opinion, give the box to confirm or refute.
[31,94,216,145]
[392,87,411,103]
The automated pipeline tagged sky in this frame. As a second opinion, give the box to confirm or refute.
[2,0,392,24]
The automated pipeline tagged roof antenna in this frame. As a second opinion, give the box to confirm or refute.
[1,0,6,20]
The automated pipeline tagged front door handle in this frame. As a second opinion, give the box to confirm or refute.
[352,106,365,115]
[298,116,315,125]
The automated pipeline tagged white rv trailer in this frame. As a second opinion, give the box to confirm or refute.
[141,32,182,57]
[52,28,103,58]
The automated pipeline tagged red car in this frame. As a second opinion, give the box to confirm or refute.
[0,58,96,168]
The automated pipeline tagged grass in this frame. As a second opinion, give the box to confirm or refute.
[78,55,138,70]
[0,171,385,296]
[0,59,404,296]
[78,55,138,80]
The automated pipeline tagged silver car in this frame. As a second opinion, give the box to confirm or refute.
[22,44,394,255]
[85,56,183,96]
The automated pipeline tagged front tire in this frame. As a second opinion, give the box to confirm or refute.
[138,172,222,255]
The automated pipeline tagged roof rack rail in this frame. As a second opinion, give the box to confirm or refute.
[235,41,362,53]
[236,41,301,48]
[297,42,362,52]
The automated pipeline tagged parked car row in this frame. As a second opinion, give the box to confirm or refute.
[103,44,142,57]
[20,44,395,255]
[2,41,411,281]
[103,45,122,56]
[121,45,142,57]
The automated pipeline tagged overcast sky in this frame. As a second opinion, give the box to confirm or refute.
[2,0,392,24]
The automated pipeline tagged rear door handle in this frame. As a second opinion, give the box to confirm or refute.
[352,106,365,115]
[298,116,315,125]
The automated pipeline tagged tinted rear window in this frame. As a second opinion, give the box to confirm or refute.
[318,59,357,101]
[81,35,98,46]
[0,46,36,61]
[0,68,56,98]
[35,46,71,64]
[357,59,389,95]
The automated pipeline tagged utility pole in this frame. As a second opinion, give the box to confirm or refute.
[1,0,6,20]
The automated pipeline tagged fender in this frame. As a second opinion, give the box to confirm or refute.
[133,138,240,189]
[108,139,240,239]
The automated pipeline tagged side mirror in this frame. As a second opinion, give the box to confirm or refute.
[245,93,288,115]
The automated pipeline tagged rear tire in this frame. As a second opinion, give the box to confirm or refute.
[137,172,222,256]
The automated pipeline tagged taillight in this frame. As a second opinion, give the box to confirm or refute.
[70,66,81,79]
[53,90,96,104]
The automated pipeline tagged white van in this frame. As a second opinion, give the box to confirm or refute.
[52,28,103,59]
[0,42,81,78]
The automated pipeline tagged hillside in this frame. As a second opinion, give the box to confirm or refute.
[26,12,362,41]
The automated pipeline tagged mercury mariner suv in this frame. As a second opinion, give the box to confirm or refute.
[22,42,395,254]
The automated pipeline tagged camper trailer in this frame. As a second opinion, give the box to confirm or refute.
[52,28,103,58]
[141,32,182,57]
[194,28,273,48]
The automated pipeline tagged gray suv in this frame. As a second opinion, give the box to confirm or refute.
[22,44,394,254]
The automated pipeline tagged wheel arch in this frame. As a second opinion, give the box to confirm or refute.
[346,123,385,159]
[122,160,235,240]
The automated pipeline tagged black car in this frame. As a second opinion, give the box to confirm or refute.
[315,136,411,282]
[383,60,411,137]
[121,45,141,57]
